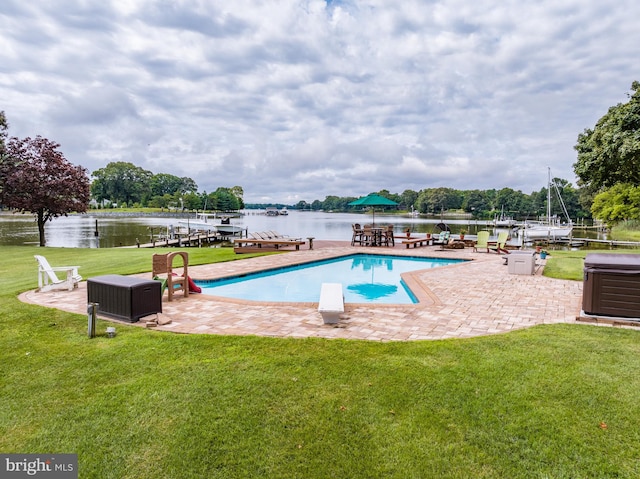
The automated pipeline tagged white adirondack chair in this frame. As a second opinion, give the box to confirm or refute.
[34,255,82,292]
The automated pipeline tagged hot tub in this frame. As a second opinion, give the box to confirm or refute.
[582,253,640,318]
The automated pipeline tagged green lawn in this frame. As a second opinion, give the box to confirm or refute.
[3,247,640,478]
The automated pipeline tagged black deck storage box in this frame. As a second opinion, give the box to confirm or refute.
[87,275,162,322]
[582,254,640,318]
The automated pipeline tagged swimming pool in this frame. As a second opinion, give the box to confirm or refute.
[195,254,465,304]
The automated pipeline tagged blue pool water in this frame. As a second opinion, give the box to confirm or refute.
[195,254,465,304]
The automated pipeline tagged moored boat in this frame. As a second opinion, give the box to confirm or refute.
[520,168,573,241]
[216,216,244,236]
[521,221,573,240]
[178,213,243,236]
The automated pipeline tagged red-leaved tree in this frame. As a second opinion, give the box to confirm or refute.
[3,136,90,246]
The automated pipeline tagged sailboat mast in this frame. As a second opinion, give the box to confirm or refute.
[547,167,551,224]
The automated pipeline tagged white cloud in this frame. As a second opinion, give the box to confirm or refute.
[1,0,639,202]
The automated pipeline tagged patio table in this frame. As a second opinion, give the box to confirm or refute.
[370,227,384,246]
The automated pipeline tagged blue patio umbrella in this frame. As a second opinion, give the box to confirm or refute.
[348,194,398,226]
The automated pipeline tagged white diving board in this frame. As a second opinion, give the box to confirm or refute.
[318,283,344,324]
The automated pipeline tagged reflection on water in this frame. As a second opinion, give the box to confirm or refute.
[0,210,607,248]
[0,214,176,248]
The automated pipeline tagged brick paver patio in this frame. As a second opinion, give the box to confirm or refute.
[20,241,586,341]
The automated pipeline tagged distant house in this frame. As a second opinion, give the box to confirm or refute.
[89,199,117,209]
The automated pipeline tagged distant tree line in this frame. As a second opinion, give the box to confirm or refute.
[90,161,244,212]
[293,182,587,222]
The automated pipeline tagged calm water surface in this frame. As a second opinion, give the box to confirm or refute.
[196,254,465,304]
[0,210,605,248]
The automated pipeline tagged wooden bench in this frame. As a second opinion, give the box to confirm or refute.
[233,238,306,253]
[318,283,344,324]
[401,236,432,248]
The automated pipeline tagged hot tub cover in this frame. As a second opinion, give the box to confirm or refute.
[584,253,640,272]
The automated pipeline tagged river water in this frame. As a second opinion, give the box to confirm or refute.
[0,210,603,248]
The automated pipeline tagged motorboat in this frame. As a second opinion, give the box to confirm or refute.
[178,213,243,236]
[520,168,573,241]
[216,216,244,236]
[263,206,289,216]
[178,213,214,231]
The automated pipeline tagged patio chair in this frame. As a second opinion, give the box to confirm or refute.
[488,231,509,254]
[351,224,364,246]
[433,231,451,248]
[473,230,491,253]
[382,225,395,246]
[361,225,374,246]
[152,251,189,301]
[34,255,82,292]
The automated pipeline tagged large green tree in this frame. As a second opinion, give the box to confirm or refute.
[494,188,531,217]
[415,187,463,214]
[462,189,492,216]
[591,183,640,222]
[3,136,90,246]
[399,189,419,211]
[150,173,198,197]
[574,81,640,191]
[210,187,240,211]
[91,162,153,206]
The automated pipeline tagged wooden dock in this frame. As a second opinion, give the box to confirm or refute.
[122,231,226,248]
[548,237,640,249]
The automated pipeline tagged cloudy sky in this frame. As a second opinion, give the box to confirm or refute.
[2,1,639,203]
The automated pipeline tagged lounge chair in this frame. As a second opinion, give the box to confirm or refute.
[488,232,509,254]
[473,230,491,253]
[34,255,82,292]
[269,231,302,240]
[152,251,189,301]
